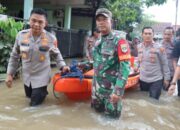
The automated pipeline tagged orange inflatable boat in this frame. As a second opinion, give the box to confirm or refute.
[52,58,139,100]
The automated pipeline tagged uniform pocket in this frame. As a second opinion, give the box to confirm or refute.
[20,43,30,59]
[38,45,49,62]
[101,48,115,57]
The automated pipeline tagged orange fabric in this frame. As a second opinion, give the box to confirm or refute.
[118,39,131,61]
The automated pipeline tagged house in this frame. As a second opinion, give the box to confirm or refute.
[1,0,99,57]
[1,0,97,30]
[152,22,172,40]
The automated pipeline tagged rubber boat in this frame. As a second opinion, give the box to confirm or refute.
[52,57,139,100]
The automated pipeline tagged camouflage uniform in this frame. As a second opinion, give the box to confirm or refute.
[91,31,131,118]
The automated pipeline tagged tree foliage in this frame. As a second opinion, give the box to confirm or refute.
[144,0,167,7]
[101,0,167,30]
[0,18,24,73]
[134,14,158,34]
[102,0,142,30]
[0,3,6,13]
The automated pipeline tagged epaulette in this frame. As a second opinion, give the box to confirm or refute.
[19,29,30,34]
[113,30,126,39]
[45,31,56,40]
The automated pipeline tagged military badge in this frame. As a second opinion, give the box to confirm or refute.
[118,39,131,61]
[120,44,128,53]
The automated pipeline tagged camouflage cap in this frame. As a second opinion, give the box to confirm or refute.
[95,8,112,19]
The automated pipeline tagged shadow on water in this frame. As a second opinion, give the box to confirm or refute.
[0,72,179,130]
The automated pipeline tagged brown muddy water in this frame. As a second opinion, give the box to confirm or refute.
[0,65,179,130]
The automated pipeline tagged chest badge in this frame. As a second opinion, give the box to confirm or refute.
[121,44,128,53]
[21,52,28,59]
[39,54,45,62]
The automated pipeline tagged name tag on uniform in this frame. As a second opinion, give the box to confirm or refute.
[39,46,49,52]
[20,44,30,52]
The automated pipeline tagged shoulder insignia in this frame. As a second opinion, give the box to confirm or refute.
[118,39,131,61]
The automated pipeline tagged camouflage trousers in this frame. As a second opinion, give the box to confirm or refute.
[91,87,122,118]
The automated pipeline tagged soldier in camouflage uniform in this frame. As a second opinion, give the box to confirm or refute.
[91,8,131,118]
[5,8,70,106]
[138,27,170,100]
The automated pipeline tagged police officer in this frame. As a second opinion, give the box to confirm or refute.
[5,8,70,106]
[161,27,174,90]
[168,57,180,95]
[138,27,170,100]
[91,8,131,118]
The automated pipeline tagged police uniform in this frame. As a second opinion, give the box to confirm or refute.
[172,40,180,96]
[138,42,170,99]
[91,31,131,118]
[161,41,174,90]
[7,29,66,106]
[162,41,174,78]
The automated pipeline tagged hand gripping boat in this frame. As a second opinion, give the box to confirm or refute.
[52,58,139,101]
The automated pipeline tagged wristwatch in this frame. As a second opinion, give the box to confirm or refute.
[170,82,176,85]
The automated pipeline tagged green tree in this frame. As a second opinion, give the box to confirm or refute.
[87,0,167,31]
[0,18,24,73]
[103,0,142,30]
[0,3,6,13]
[134,14,157,34]
[144,0,167,7]
[0,4,24,73]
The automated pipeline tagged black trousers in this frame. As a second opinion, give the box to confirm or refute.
[24,84,48,106]
[140,80,163,100]
[177,80,180,96]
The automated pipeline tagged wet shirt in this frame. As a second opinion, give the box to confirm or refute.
[7,29,66,88]
[138,42,170,83]
[161,41,174,77]
[92,31,131,96]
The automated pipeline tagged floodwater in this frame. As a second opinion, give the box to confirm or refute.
[0,68,179,130]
